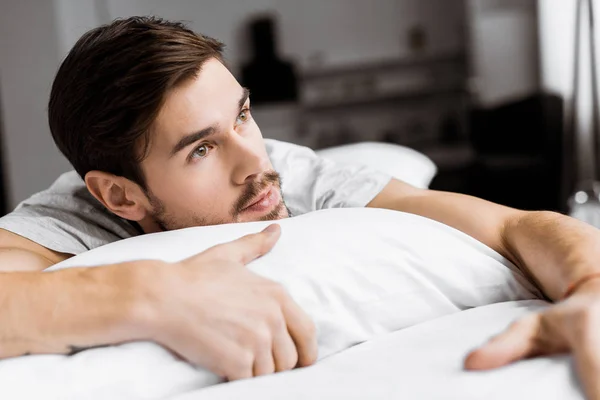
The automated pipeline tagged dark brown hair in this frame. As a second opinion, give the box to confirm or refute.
[48,16,224,188]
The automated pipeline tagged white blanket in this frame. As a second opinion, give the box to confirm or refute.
[0,208,578,399]
[173,300,583,400]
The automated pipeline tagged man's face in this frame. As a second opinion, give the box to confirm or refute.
[138,58,289,232]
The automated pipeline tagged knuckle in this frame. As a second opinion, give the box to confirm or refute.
[270,315,286,331]
[269,282,289,300]
[297,316,317,341]
[264,308,285,331]
[252,326,273,350]
[229,351,254,377]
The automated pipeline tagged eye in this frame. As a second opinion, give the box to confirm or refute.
[190,143,210,160]
[235,107,252,126]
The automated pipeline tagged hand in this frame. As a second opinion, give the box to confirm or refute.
[138,224,318,381]
[464,279,600,399]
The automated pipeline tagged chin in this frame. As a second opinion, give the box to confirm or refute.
[259,201,289,221]
[237,200,289,223]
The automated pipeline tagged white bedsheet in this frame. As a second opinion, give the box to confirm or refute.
[0,301,582,400]
[175,300,583,400]
[0,208,580,399]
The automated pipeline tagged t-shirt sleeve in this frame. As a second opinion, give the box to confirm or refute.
[0,172,139,255]
[265,139,392,216]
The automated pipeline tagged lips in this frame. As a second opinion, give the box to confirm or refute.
[242,186,273,211]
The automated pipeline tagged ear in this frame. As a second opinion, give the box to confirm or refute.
[85,170,149,221]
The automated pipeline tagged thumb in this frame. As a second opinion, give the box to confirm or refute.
[464,314,540,370]
[201,224,281,265]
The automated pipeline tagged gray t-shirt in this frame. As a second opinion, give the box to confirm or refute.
[0,139,391,255]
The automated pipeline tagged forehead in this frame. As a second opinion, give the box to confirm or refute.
[149,58,243,156]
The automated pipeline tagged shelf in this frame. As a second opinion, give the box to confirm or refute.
[302,85,467,113]
[301,53,467,80]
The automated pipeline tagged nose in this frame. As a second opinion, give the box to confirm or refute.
[229,134,269,185]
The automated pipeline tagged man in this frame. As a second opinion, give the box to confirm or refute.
[0,16,599,398]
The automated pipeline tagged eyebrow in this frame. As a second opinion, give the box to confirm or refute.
[169,87,251,158]
[239,87,250,110]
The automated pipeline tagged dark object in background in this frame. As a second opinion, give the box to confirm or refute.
[430,93,564,212]
[407,25,428,54]
[469,94,562,157]
[467,93,564,212]
[240,16,298,105]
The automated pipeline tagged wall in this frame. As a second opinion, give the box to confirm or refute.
[102,0,465,73]
[0,0,72,209]
[54,0,105,55]
[466,0,539,107]
[0,0,465,208]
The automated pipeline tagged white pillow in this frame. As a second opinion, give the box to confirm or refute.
[315,142,437,188]
[9,208,541,400]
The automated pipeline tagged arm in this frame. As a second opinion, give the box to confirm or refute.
[367,179,598,301]
[0,228,73,272]
[0,227,317,379]
[0,261,148,358]
[0,228,162,357]
[369,179,600,399]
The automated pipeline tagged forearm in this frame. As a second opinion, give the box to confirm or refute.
[0,262,155,358]
[502,211,600,301]
[370,181,597,301]
[399,193,600,301]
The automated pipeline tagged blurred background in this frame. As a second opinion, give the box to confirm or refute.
[0,0,588,216]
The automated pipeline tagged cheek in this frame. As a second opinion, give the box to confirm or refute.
[160,165,234,209]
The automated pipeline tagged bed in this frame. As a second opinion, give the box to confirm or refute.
[172,300,580,400]
[0,143,585,399]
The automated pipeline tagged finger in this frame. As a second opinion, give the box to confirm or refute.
[223,349,255,382]
[253,347,276,377]
[251,327,276,377]
[464,314,540,370]
[280,296,318,368]
[197,224,281,265]
[272,323,299,372]
[226,366,254,381]
[570,324,600,400]
[166,329,250,381]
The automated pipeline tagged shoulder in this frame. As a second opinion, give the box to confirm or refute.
[17,170,107,217]
[264,139,391,214]
[21,170,93,207]
[0,171,139,254]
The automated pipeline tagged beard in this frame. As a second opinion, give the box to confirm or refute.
[146,170,289,232]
